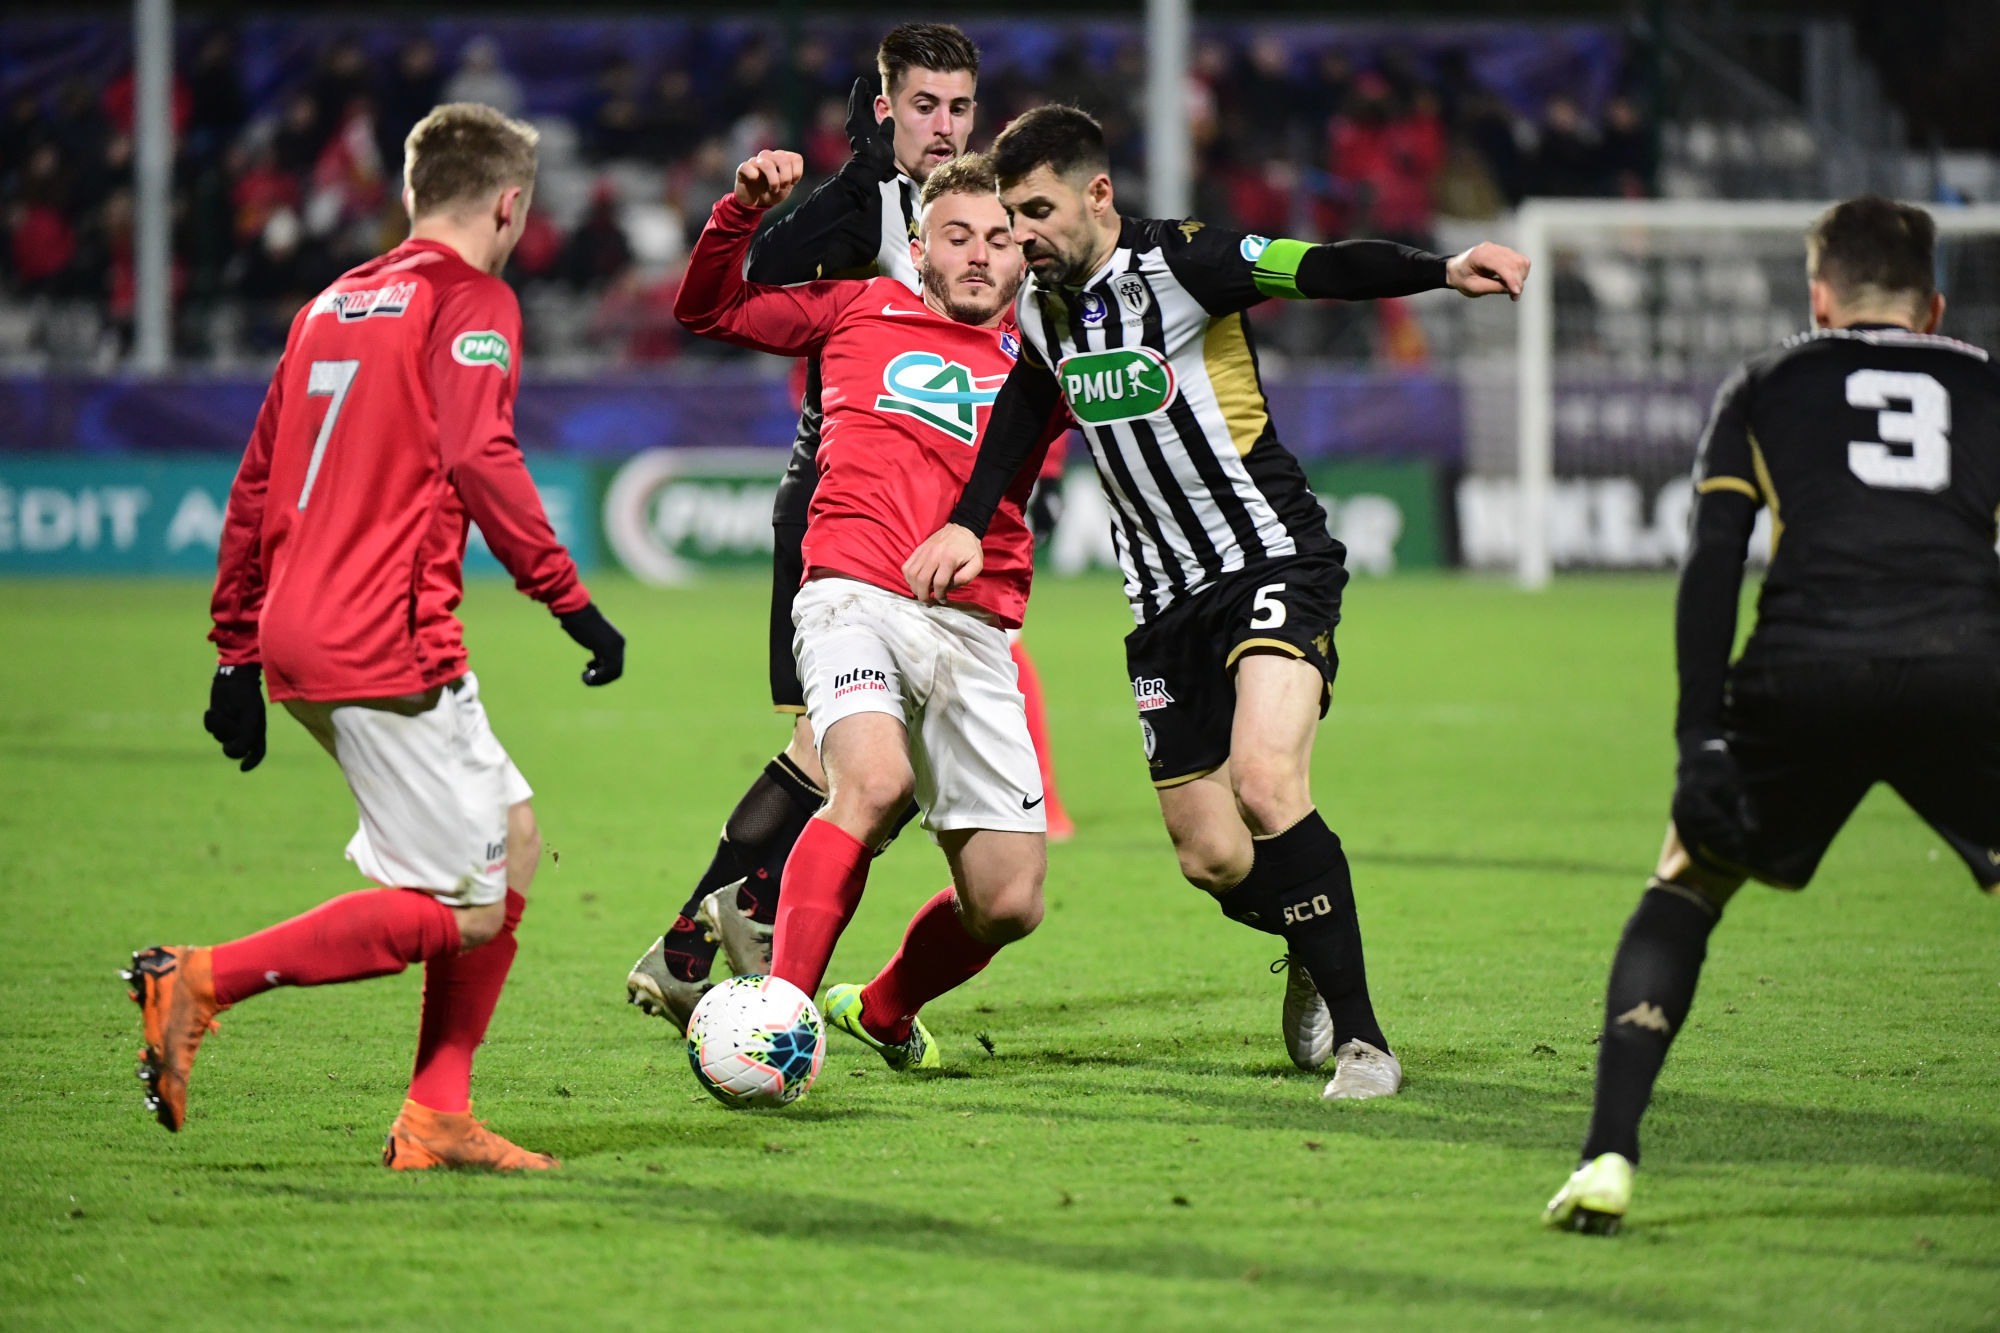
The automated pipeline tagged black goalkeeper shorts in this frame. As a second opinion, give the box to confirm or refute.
[769,522,806,713]
[1124,551,1348,787]
[1708,653,2000,890]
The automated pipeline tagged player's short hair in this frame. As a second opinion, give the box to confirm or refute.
[403,102,539,220]
[1807,195,1937,308]
[990,104,1108,188]
[877,23,980,99]
[919,152,998,213]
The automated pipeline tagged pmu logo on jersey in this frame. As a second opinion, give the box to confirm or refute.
[452,330,511,373]
[1132,675,1174,712]
[874,351,1007,445]
[832,666,890,699]
[1058,348,1177,425]
[309,280,416,321]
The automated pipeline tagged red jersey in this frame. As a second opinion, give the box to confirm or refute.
[675,194,1069,628]
[211,238,588,702]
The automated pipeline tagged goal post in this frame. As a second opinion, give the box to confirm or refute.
[1509,197,2000,588]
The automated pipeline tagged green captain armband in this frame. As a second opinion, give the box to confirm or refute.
[1249,237,1315,300]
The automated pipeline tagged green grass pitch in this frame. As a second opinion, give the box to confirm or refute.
[2,572,1995,1330]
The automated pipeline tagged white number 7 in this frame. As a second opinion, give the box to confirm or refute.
[299,359,360,510]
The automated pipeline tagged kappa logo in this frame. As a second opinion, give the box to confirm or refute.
[1078,291,1109,327]
[875,351,1008,444]
[1614,1002,1673,1035]
[1178,220,1205,242]
[1132,675,1174,712]
[310,280,416,321]
[1111,273,1153,319]
[1058,347,1177,426]
[452,330,511,372]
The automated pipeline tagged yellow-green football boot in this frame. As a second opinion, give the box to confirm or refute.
[823,982,940,1071]
[1543,1152,1634,1235]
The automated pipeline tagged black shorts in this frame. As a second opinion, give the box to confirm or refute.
[1707,653,2000,890]
[1124,552,1348,787]
[769,522,806,713]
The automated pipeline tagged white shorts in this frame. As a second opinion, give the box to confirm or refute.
[793,577,1044,836]
[285,672,532,907]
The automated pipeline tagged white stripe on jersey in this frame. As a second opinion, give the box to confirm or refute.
[876,177,920,294]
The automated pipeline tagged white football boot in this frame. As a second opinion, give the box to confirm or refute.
[1278,955,1334,1071]
[1320,1038,1403,1101]
[625,937,710,1034]
[697,882,774,977]
[1543,1153,1634,1235]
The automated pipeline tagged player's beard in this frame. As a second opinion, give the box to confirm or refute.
[922,259,1009,325]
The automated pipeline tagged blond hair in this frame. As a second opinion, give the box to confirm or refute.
[403,102,539,219]
[919,151,997,211]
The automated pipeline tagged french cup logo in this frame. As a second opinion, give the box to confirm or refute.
[1058,348,1177,426]
[452,330,511,373]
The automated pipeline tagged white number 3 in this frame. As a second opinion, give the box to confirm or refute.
[1251,582,1287,628]
[1846,368,1950,493]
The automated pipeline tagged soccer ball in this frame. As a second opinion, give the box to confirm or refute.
[685,974,825,1109]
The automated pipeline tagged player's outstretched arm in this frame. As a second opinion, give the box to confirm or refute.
[205,336,293,772]
[1671,374,1763,863]
[905,358,1068,603]
[674,151,860,357]
[745,79,899,286]
[1443,242,1530,299]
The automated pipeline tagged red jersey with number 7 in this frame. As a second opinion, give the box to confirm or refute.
[210,238,589,702]
[675,193,1071,627]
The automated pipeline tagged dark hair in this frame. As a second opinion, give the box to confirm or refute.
[403,102,538,218]
[1807,195,1936,306]
[990,104,1108,187]
[919,151,997,210]
[877,23,979,98]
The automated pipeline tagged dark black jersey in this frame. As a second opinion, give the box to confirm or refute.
[1695,325,2000,659]
[744,168,919,527]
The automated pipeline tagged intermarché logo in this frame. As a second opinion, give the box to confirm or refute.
[1056,347,1176,426]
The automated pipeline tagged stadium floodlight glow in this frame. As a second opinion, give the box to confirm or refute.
[1511,197,2000,589]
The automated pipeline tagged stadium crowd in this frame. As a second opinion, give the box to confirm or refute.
[0,22,1650,368]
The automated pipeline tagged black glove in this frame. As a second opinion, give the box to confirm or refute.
[559,603,625,687]
[1671,735,1754,869]
[204,663,266,772]
[843,76,898,183]
[1026,476,1065,547]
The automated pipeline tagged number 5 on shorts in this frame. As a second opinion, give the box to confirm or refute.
[299,359,360,510]
[1251,582,1287,628]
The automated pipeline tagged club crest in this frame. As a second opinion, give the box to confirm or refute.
[1111,273,1153,319]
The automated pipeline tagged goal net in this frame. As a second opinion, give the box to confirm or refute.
[1476,198,2000,586]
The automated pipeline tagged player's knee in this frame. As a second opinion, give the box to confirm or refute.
[1229,758,1309,834]
[1173,837,1242,894]
[960,880,1043,944]
[454,898,507,951]
[828,768,914,840]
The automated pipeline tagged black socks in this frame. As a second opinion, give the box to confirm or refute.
[663,753,826,982]
[1580,884,1722,1165]
[1218,811,1388,1055]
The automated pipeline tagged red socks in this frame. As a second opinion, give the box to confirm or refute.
[771,817,872,996]
[859,888,1001,1044]
[210,888,461,1006]
[408,890,525,1114]
[1010,637,1071,837]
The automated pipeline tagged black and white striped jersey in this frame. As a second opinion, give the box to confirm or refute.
[1008,217,1385,621]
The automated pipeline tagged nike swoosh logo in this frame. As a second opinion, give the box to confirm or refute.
[1022,795,1044,810]
[882,303,919,317]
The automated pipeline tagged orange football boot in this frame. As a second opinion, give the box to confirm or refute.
[123,945,223,1132]
[381,1100,559,1171]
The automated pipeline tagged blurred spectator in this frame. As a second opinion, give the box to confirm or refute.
[584,58,647,163]
[804,98,849,177]
[720,36,776,127]
[377,37,443,175]
[229,143,301,250]
[273,93,325,175]
[1327,71,1444,244]
[186,29,246,167]
[443,36,524,117]
[508,209,565,287]
[1598,95,1650,197]
[645,69,705,167]
[1528,96,1600,197]
[310,37,373,138]
[9,144,78,292]
[561,183,633,291]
